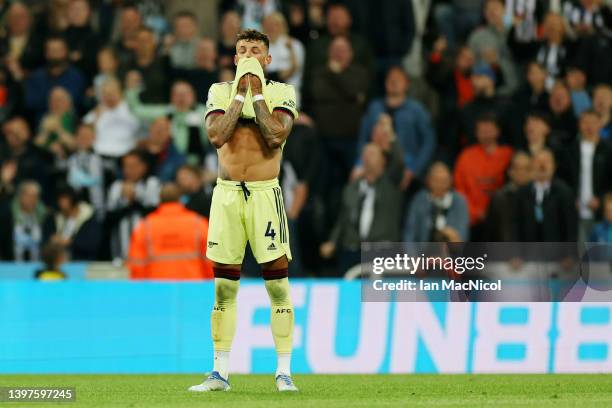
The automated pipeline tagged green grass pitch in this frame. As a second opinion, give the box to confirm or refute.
[1,374,611,407]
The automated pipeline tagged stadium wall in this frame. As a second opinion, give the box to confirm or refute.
[1,280,611,374]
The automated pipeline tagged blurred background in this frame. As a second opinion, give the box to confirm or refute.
[1,0,612,279]
[1,0,612,376]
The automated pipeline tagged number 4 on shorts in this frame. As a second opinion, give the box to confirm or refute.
[265,221,276,240]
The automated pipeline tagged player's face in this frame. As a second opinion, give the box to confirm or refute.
[235,40,271,68]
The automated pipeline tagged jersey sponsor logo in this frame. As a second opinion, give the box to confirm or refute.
[208,241,219,248]
[267,242,277,251]
[275,308,292,314]
[213,305,226,312]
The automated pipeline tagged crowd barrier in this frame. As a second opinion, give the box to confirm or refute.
[1,279,611,374]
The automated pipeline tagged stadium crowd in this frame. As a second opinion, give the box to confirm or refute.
[0,0,612,277]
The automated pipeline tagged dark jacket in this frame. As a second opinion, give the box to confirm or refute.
[42,202,102,260]
[514,179,577,242]
[310,64,369,139]
[485,183,521,242]
[564,138,612,201]
[330,176,402,251]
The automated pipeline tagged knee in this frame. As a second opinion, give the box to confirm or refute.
[265,278,290,303]
[215,278,239,302]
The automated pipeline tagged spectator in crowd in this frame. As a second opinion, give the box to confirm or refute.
[513,61,550,125]
[568,1,612,86]
[458,62,515,149]
[355,66,435,190]
[304,4,374,105]
[167,11,200,70]
[106,149,160,261]
[485,152,533,241]
[361,0,415,82]
[566,64,592,117]
[127,182,213,280]
[404,161,469,242]
[66,123,105,217]
[124,27,168,103]
[34,241,67,280]
[468,0,518,95]
[42,186,101,261]
[590,192,612,243]
[92,48,120,104]
[514,148,577,242]
[125,76,207,165]
[426,43,475,159]
[505,0,548,46]
[64,0,100,81]
[140,117,186,182]
[176,164,212,218]
[311,36,369,204]
[34,86,76,162]
[24,36,85,124]
[112,4,142,68]
[217,10,242,69]
[172,38,219,103]
[0,180,46,261]
[237,0,278,31]
[352,113,404,185]
[1,2,43,80]
[593,83,612,141]
[282,111,320,189]
[547,81,577,145]
[83,77,139,162]
[567,110,612,241]
[283,0,327,44]
[432,0,482,48]
[280,159,308,276]
[263,12,305,105]
[454,113,513,239]
[319,143,402,273]
[0,117,53,203]
[509,13,575,89]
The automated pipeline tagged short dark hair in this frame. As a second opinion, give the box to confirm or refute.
[123,149,150,168]
[41,241,65,269]
[56,185,80,207]
[236,29,269,49]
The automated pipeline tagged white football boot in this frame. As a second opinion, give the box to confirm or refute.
[275,374,299,392]
[188,371,231,392]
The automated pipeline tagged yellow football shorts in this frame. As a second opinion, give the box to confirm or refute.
[206,178,292,265]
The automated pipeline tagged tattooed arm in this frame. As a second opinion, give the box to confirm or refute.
[205,75,249,148]
[249,75,294,149]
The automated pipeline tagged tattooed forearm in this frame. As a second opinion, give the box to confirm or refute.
[253,100,293,149]
[206,98,244,148]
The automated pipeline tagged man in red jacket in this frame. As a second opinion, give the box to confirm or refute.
[127,183,213,280]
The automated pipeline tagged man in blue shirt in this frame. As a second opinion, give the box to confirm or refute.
[353,66,435,190]
[25,36,86,124]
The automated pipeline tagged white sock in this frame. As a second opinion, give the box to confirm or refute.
[213,350,230,380]
[276,353,291,377]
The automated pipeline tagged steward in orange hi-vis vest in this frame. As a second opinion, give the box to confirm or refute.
[127,198,213,280]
